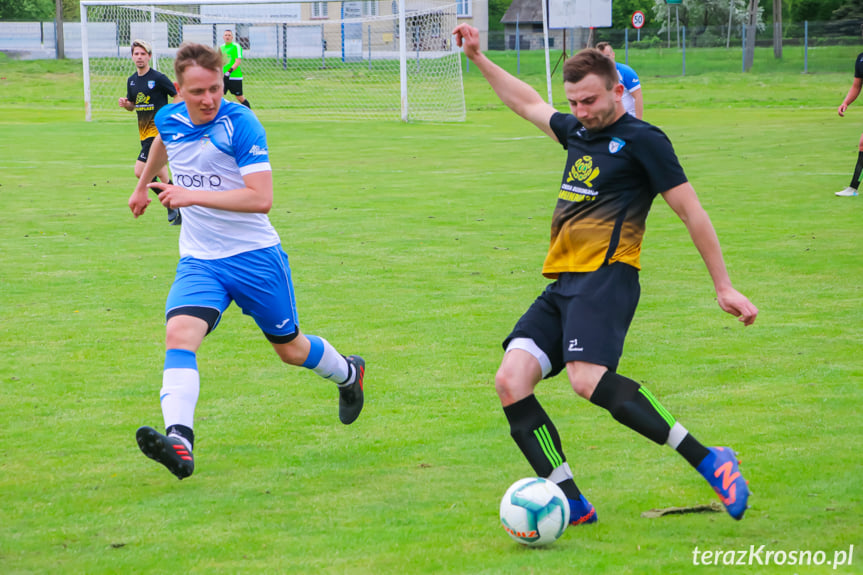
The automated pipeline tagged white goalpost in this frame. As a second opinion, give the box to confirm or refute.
[80,0,465,122]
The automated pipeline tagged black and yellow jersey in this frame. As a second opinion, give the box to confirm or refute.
[543,112,687,278]
[126,68,176,141]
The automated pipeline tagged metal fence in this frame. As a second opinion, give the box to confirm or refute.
[485,20,863,75]
[3,18,862,75]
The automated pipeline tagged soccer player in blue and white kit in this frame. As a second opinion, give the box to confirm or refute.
[128,43,365,480]
[597,42,643,120]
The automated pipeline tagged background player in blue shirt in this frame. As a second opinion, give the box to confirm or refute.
[454,23,758,524]
[128,42,365,480]
[835,51,863,196]
[597,42,643,120]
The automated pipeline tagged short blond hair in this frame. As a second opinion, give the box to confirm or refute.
[131,39,152,55]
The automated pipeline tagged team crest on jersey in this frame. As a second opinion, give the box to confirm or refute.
[148,80,155,90]
[566,155,600,188]
[200,135,211,149]
[609,137,626,154]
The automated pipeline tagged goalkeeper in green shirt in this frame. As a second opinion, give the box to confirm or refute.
[220,29,252,109]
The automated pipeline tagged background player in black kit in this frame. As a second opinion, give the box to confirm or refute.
[835,51,863,197]
[118,39,181,223]
[453,23,759,525]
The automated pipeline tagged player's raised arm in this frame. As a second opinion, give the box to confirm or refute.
[453,24,558,141]
[662,182,758,326]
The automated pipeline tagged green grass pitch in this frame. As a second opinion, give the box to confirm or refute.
[0,47,861,574]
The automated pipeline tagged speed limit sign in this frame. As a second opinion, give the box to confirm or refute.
[631,10,645,29]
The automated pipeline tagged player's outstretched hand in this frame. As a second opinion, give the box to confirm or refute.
[716,287,758,326]
[453,24,481,60]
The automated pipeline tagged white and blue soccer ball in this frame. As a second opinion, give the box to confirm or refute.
[500,477,570,546]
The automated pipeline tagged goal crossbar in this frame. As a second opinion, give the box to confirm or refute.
[80,0,465,122]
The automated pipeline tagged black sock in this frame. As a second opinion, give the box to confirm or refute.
[851,150,863,189]
[241,99,251,109]
[677,434,710,469]
[589,371,673,445]
[166,424,194,450]
[503,394,581,499]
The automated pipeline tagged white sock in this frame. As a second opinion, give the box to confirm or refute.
[666,422,688,449]
[302,335,352,385]
[547,462,574,484]
[161,350,200,431]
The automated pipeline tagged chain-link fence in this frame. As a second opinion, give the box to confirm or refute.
[486,20,863,75]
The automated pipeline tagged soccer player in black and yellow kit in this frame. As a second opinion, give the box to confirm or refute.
[453,24,758,524]
[835,51,863,197]
[118,39,181,224]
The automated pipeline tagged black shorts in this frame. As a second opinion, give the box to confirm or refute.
[502,263,640,376]
[224,77,244,97]
[137,137,155,163]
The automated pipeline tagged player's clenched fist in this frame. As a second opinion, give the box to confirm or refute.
[453,24,481,59]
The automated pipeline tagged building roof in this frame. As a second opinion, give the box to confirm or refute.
[500,0,543,24]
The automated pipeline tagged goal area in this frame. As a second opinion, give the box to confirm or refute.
[80,0,466,122]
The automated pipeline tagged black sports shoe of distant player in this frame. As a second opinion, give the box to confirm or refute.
[167,207,182,225]
[136,426,194,480]
[338,355,365,425]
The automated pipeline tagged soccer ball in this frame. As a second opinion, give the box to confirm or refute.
[499,477,570,546]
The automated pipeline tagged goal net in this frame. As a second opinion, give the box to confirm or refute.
[80,0,465,122]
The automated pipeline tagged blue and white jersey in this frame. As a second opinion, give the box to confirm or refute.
[155,99,280,259]
[615,63,641,117]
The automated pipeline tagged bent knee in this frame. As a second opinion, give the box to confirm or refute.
[494,367,514,398]
[494,364,537,406]
[272,334,311,366]
[569,377,596,400]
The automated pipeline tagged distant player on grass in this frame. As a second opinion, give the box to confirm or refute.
[596,42,643,120]
[128,42,364,480]
[118,39,181,224]
[220,30,252,109]
[453,23,758,523]
[835,51,863,197]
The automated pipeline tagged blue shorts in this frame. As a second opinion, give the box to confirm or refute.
[503,263,640,376]
[165,245,299,341]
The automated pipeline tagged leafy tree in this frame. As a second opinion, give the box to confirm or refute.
[785,0,842,21]
[61,0,79,20]
[611,0,654,28]
[0,0,77,20]
[833,0,863,19]
[0,0,54,20]
[488,0,510,31]
[650,0,763,33]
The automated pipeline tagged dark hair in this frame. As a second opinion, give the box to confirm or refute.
[595,41,611,52]
[562,48,617,90]
[174,42,225,84]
